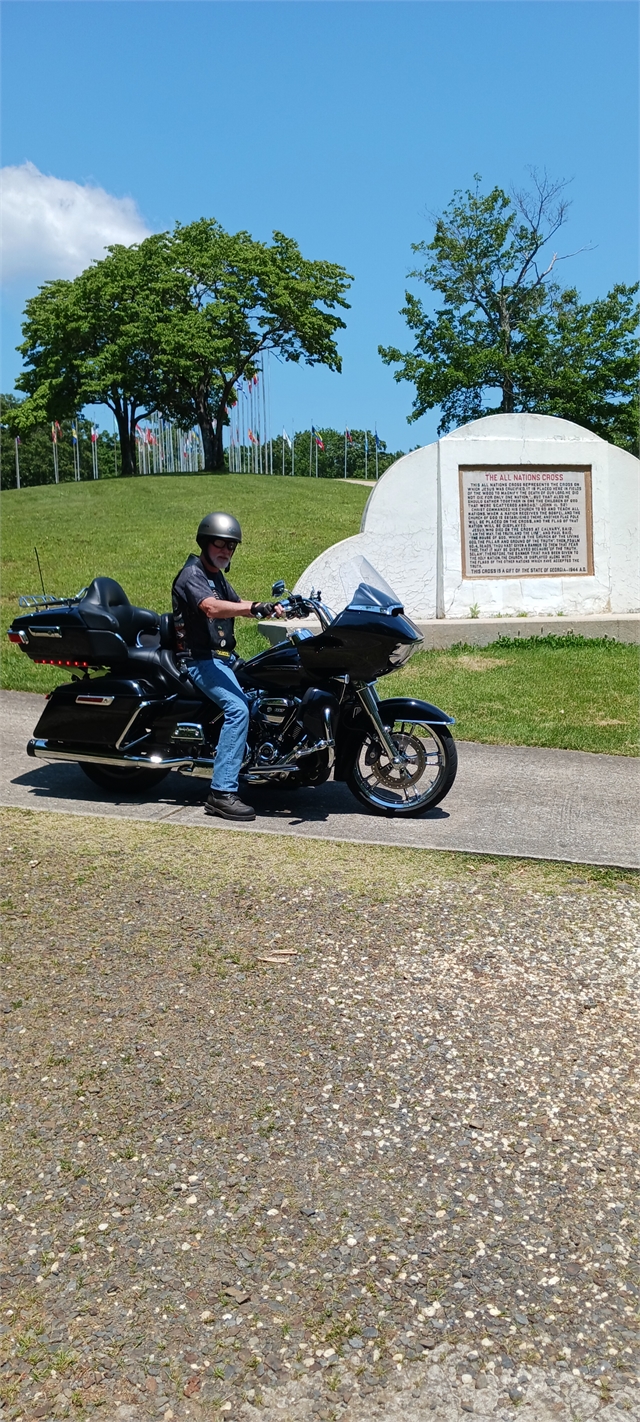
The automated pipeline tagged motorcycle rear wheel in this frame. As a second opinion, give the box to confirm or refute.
[346,720,458,816]
[80,763,170,794]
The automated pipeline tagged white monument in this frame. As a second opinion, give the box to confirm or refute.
[292,413,639,637]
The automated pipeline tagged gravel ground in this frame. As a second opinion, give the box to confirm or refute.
[1,809,638,1422]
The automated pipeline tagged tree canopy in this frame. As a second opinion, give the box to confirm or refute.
[379,173,639,452]
[14,221,352,474]
[15,241,171,477]
[154,221,352,470]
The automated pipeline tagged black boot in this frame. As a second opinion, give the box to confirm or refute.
[204,790,256,822]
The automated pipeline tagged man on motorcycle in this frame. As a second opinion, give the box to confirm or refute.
[172,513,283,822]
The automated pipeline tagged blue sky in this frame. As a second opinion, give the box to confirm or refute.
[1,1,638,452]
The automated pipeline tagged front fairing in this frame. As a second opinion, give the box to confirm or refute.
[296,607,422,681]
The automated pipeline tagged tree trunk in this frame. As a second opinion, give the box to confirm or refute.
[501,377,515,413]
[197,396,225,472]
[113,402,136,477]
[211,418,225,471]
[498,301,515,413]
[197,411,218,471]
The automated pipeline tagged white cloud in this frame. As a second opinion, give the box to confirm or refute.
[0,161,151,285]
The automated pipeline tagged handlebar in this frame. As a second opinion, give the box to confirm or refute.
[278,591,334,631]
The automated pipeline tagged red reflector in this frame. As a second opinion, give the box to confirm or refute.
[7,631,23,643]
[33,658,90,668]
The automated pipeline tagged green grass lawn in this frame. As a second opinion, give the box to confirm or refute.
[386,638,639,757]
[1,473,369,689]
[2,475,638,756]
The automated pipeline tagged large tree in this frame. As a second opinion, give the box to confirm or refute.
[380,173,639,452]
[14,220,352,474]
[15,240,171,477]
[152,220,352,469]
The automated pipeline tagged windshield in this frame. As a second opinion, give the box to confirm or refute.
[339,556,403,612]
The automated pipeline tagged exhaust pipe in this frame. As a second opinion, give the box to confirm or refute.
[27,738,212,777]
[28,719,335,782]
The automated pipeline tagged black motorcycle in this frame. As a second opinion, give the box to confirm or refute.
[8,558,457,817]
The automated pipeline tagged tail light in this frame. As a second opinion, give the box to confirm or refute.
[7,630,27,645]
[33,658,90,668]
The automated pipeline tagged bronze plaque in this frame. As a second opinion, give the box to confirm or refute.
[459,465,594,579]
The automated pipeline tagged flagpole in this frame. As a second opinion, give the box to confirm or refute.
[309,428,313,478]
[267,350,273,475]
[315,437,318,479]
[51,425,59,484]
[375,429,379,482]
[364,432,368,483]
[262,358,268,474]
[282,429,285,478]
[15,438,20,490]
[292,424,295,479]
[344,429,347,479]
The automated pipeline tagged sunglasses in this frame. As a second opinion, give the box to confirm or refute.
[209,537,238,551]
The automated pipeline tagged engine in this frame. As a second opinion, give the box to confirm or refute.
[251,695,300,764]
[245,689,338,785]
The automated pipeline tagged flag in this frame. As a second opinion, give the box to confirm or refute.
[15,435,20,446]
[51,422,57,444]
[71,425,78,445]
[374,431,383,449]
[364,433,369,453]
[312,426,324,451]
[91,425,98,444]
[345,429,353,444]
[282,428,292,449]
[248,428,258,445]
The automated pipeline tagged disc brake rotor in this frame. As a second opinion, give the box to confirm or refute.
[365,730,428,787]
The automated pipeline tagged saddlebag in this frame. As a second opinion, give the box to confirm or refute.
[33,677,160,749]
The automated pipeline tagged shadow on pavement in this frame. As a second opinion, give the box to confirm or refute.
[10,763,450,824]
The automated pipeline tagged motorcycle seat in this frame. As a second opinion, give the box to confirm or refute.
[79,577,159,646]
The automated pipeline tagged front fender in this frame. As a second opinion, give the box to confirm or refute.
[334,695,454,781]
[377,696,455,727]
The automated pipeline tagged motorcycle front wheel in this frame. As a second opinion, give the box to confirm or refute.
[346,719,458,816]
[80,763,170,794]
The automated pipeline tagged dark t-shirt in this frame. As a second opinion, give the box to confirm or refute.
[172,554,241,658]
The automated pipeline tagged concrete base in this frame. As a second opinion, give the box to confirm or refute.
[259,612,640,649]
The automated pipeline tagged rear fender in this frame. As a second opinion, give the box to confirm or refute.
[334,695,454,782]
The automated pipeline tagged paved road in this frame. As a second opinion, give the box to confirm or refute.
[1,689,637,868]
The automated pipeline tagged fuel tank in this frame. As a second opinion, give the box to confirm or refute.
[237,640,308,693]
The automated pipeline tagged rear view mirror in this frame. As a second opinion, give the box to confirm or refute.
[272,580,286,597]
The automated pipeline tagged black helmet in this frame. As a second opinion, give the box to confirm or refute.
[196,512,243,549]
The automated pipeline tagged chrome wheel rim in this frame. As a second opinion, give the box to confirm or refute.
[353,719,447,810]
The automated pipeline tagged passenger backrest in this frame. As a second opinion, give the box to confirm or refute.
[81,577,131,610]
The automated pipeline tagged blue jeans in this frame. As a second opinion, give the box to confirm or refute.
[184,657,250,793]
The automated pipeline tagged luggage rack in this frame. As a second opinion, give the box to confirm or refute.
[18,588,88,609]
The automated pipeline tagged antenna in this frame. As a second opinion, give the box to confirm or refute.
[34,547,47,599]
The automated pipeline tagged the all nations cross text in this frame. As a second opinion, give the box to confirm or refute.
[459,466,594,579]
